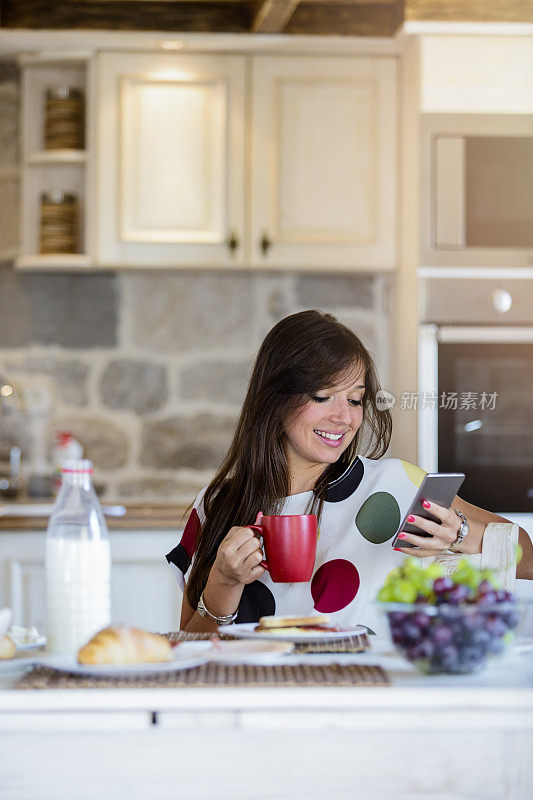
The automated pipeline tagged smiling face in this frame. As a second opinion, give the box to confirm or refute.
[283,367,365,494]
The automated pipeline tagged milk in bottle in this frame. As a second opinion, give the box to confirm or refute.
[45,460,111,655]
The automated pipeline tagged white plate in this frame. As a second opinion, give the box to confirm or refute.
[16,637,47,651]
[0,652,42,670]
[35,641,212,677]
[221,622,367,644]
[208,639,294,665]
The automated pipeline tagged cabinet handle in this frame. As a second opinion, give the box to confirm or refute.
[227,231,239,253]
[260,231,272,256]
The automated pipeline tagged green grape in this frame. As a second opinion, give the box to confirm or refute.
[516,543,523,564]
[403,558,423,575]
[453,568,478,588]
[391,579,418,603]
[385,567,402,585]
[452,558,483,590]
[377,585,394,602]
[409,572,433,598]
[425,563,445,580]
[480,568,500,589]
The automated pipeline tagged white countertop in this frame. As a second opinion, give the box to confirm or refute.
[1,637,532,800]
[1,637,532,716]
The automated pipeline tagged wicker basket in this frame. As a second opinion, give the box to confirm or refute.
[44,86,84,150]
[40,191,79,254]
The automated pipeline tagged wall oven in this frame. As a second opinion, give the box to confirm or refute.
[418,275,533,533]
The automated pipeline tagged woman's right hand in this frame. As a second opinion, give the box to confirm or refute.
[212,522,266,587]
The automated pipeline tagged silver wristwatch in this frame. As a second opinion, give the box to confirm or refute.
[197,591,238,626]
[449,509,469,550]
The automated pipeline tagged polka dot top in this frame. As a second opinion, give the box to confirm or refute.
[166,456,427,635]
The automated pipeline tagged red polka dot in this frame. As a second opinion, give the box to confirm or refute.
[181,508,200,559]
[311,559,360,613]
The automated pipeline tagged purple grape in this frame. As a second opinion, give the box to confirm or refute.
[401,620,423,644]
[391,628,404,646]
[431,644,459,672]
[476,590,498,607]
[485,613,508,638]
[412,611,431,630]
[389,611,408,626]
[408,640,435,661]
[468,628,492,654]
[495,590,516,604]
[478,580,494,595]
[457,645,485,672]
[431,623,454,646]
[501,610,520,629]
[434,577,454,596]
[462,610,482,632]
[447,584,470,605]
[435,604,457,620]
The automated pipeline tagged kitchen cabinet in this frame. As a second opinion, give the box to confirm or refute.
[95,52,396,270]
[95,52,246,269]
[0,530,182,634]
[16,53,94,270]
[251,56,396,270]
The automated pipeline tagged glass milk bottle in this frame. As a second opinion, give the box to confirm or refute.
[45,460,111,655]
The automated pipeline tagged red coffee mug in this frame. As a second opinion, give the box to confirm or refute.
[247,514,317,583]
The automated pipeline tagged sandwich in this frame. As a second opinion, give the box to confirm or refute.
[255,613,339,635]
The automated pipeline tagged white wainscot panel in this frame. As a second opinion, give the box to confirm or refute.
[0,531,181,635]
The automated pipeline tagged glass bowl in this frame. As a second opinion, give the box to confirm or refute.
[379,600,522,675]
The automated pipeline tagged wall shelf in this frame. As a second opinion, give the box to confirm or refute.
[15,254,94,270]
[26,150,88,166]
[18,54,94,269]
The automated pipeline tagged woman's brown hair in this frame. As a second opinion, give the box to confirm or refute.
[186,310,392,611]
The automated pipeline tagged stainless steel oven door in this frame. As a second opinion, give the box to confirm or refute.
[419,325,533,514]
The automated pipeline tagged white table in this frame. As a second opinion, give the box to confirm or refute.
[0,638,532,800]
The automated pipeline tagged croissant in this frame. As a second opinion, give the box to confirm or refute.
[0,635,16,660]
[77,626,173,665]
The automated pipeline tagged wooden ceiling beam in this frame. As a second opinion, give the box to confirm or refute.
[251,0,301,33]
[405,0,533,23]
[287,1,403,36]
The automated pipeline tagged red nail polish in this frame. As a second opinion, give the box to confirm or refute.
[398,533,407,540]
[393,547,402,551]
[422,500,431,509]
[407,515,415,523]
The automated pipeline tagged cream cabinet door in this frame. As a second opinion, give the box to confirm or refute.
[251,56,397,270]
[0,531,182,635]
[95,52,245,268]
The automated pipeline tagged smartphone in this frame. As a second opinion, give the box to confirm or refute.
[391,472,465,549]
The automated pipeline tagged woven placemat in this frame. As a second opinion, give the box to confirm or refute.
[165,630,370,654]
[16,661,388,689]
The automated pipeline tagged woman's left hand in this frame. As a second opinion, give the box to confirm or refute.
[394,500,462,558]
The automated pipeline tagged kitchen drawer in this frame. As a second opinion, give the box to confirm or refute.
[420,278,533,324]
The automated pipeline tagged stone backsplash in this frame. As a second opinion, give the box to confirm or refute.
[0,267,392,503]
[0,64,393,505]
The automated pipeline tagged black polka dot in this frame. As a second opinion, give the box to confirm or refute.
[236,581,276,623]
[325,457,364,503]
[165,542,190,575]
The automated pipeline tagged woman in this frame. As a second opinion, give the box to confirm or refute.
[166,311,532,634]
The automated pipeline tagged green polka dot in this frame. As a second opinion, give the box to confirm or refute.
[401,460,426,488]
[356,491,401,544]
